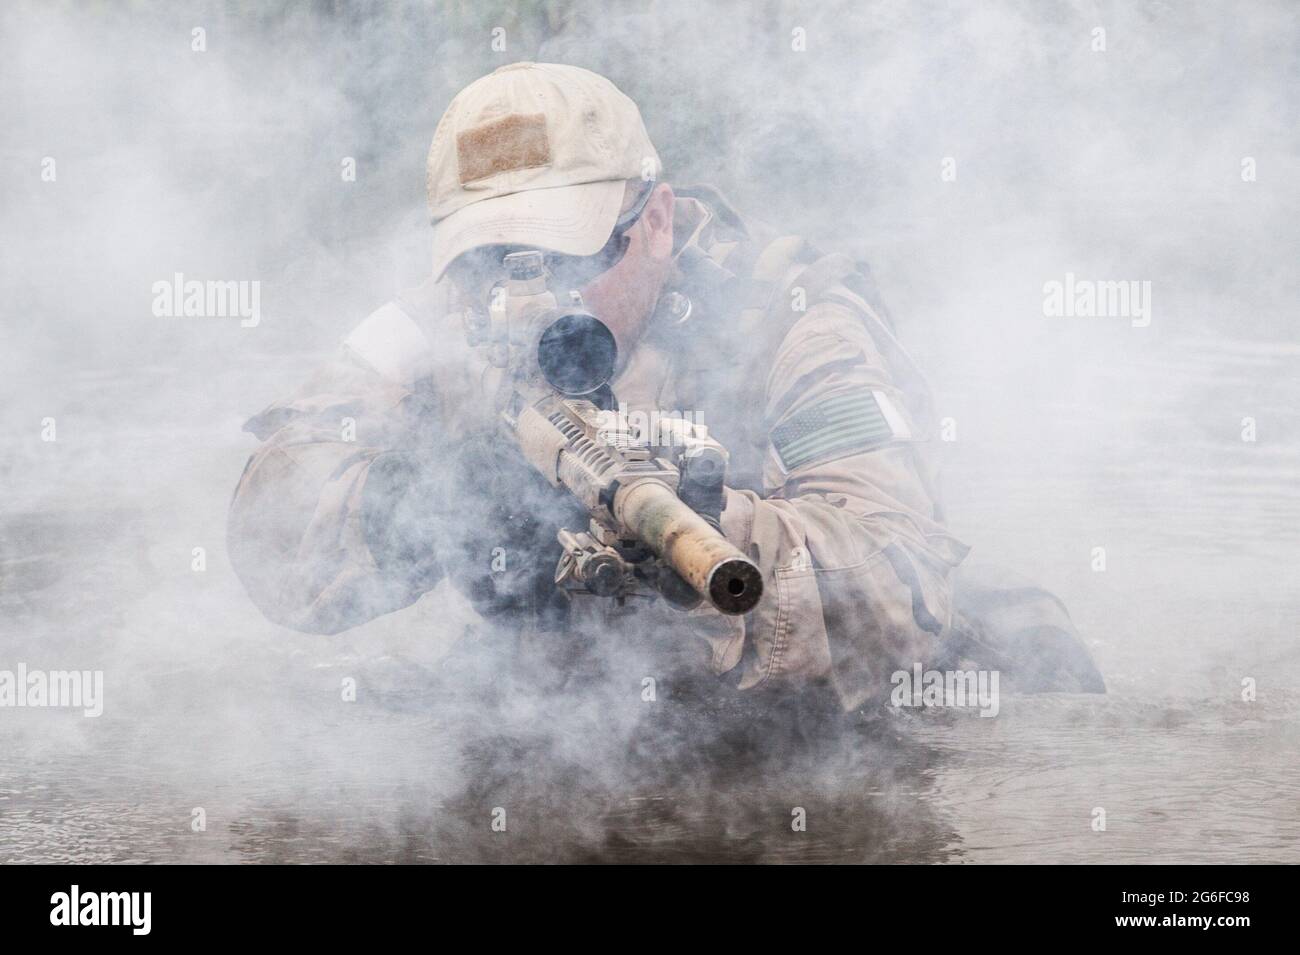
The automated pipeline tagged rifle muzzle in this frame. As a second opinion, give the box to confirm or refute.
[613,478,763,615]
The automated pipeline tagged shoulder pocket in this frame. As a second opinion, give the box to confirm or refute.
[770,388,910,476]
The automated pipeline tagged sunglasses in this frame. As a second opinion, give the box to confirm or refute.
[448,178,656,302]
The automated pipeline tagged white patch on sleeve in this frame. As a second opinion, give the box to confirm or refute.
[341,302,432,384]
[872,389,911,439]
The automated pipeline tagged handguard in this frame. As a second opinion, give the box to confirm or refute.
[506,395,762,615]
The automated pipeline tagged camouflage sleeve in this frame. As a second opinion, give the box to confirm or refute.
[717,300,969,710]
[227,300,451,635]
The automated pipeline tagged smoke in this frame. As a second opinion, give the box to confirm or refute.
[2,0,1298,862]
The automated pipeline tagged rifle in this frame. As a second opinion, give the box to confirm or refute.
[464,250,762,615]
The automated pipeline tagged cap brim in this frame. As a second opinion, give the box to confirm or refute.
[431,179,625,282]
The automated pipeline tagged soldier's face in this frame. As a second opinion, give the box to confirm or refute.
[579,180,681,363]
[447,184,675,367]
[576,183,676,364]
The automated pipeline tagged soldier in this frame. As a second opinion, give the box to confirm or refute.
[228,62,1101,711]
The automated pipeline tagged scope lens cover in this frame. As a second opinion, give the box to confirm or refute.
[537,313,618,396]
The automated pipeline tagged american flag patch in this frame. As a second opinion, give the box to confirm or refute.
[770,389,904,473]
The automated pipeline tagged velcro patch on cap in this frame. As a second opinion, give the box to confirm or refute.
[456,112,551,184]
[771,389,905,474]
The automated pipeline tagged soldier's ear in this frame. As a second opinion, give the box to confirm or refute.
[641,183,675,261]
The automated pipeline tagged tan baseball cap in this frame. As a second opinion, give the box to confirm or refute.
[426,62,661,281]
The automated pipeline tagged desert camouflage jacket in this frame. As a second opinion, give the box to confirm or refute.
[228,186,971,710]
